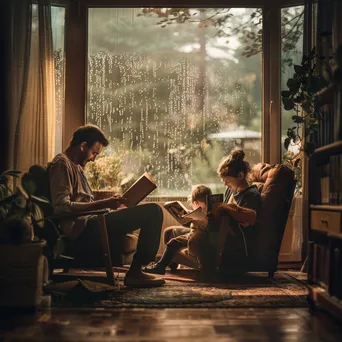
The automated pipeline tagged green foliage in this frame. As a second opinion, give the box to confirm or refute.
[85,154,123,191]
[0,170,54,246]
[281,47,331,156]
[142,7,303,67]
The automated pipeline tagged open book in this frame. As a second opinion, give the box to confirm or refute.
[164,201,207,227]
[123,172,157,207]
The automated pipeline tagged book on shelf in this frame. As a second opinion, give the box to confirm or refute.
[317,155,342,205]
[123,172,157,207]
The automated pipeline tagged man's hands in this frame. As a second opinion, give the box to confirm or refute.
[106,194,127,210]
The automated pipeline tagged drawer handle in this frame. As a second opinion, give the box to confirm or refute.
[321,219,328,225]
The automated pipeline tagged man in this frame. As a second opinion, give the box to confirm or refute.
[48,124,165,287]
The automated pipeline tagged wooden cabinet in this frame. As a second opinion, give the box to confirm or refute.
[307,141,342,321]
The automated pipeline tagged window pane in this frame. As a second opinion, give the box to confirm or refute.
[51,6,65,155]
[87,8,262,195]
[280,5,304,192]
[281,6,304,157]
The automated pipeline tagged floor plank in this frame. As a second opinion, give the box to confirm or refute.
[1,307,342,341]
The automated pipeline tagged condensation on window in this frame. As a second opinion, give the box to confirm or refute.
[87,8,262,195]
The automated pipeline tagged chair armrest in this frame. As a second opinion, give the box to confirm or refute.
[49,209,110,220]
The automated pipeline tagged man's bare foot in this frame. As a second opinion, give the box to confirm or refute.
[124,269,165,288]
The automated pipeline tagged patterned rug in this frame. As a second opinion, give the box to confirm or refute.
[48,269,308,308]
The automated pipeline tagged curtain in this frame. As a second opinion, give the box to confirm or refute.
[5,0,32,171]
[13,0,55,172]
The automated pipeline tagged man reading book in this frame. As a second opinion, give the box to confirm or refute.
[48,124,164,288]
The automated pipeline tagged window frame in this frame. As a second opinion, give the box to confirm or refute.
[61,0,305,165]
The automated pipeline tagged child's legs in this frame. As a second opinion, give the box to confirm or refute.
[167,232,191,250]
[163,226,191,245]
[188,230,214,270]
[156,232,191,268]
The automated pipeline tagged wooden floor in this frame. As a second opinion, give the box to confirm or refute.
[1,307,342,341]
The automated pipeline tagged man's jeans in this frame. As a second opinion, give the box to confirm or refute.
[71,203,163,266]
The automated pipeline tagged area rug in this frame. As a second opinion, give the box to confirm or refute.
[48,269,308,308]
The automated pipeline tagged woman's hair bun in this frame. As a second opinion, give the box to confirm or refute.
[231,149,245,161]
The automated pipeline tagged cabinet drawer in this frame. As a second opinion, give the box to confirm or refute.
[311,210,341,234]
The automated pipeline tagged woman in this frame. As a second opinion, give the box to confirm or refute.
[212,149,262,274]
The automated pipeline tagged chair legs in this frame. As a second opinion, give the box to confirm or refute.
[98,214,116,286]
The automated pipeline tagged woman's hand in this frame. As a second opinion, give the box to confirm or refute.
[212,203,236,219]
[106,194,127,209]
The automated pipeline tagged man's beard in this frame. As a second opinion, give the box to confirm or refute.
[80,152,89,167]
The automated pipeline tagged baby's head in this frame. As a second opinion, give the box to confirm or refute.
[189,184,212,212]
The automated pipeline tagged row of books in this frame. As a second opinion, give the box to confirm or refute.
[319,155,342,205]
[314,105,335,148]
[313,98,342,148]
[309,241,342,300]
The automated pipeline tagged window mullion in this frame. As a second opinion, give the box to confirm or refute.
[269,6,282,164]
[63,1,87,150]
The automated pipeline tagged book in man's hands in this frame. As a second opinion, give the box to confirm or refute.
[163,201,207,227]
[123,172,157,207]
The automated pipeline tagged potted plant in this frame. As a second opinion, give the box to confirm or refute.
[0,170,48,309]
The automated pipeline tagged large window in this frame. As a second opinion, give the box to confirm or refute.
[86,7,262,195]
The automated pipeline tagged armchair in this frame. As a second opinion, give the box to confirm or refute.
[28,165,138,284]
[166,163,296,277]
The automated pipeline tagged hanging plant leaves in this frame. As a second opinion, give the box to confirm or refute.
[292,115,304,123]
[309,122,319,132]
[284,137,291,150]
[287,78,300,92]
[282,97,295,110]
[281,90,292,98]
[294,65,303,74]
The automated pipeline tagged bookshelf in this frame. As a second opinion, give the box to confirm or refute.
[307,140,342,320]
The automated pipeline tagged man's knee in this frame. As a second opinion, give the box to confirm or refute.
[144,203,163,220]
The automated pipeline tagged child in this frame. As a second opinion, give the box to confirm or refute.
[143,184,212,275]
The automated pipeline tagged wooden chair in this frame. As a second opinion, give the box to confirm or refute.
[28,165,116,285]
[166,163,296,277]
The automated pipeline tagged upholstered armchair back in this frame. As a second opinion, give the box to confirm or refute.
[249,163,296,272]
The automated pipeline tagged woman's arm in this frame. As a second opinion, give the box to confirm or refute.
[213,203,257,226]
